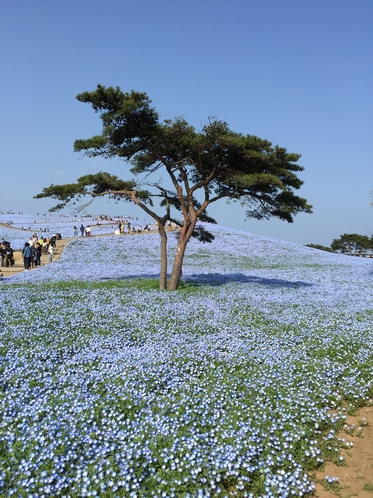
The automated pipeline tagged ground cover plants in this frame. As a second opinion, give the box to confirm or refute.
[1,221,373,497]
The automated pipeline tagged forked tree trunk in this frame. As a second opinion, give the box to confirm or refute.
[167,236,188,290]
[158,224,168,290]
[168,215,198,290]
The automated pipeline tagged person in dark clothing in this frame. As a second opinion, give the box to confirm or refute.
[3,244,10,267]
[22,243,32,270]
[49,235,56,248]
[33,244,41,267]
[0,243,5,267]
[4,243,14,267]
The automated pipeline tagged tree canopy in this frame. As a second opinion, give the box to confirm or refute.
[331,233,372,255]
[35,85,312,289]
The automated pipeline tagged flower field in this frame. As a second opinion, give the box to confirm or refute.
[0,219,373,497]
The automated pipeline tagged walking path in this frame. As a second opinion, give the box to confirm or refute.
[0,237,70,278]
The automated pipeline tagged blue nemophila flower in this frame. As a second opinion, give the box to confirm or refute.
[0,219,372,496]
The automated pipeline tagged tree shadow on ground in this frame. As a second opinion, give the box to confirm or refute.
[183,273,313,287]
[101,272,313,288]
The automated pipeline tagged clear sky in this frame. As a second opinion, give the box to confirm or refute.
[1,0,372,246]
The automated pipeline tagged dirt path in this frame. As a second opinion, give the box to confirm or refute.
[0,237,70,278]
[314,404,373,497]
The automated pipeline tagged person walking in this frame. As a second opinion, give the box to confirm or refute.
[4,244,14,267]
[74,226,78,237]
[80,224,85,236]
[33,244,41,267]
[22,242,32,270]
[48,245,54,263]
[0,243,5,267]
[4,244,10,267]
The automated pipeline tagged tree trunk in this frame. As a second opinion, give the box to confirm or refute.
[167,215,198,290]
[168,239,187,290]
[158,224,168,290]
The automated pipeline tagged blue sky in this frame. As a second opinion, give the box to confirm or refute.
[1,0,372,246]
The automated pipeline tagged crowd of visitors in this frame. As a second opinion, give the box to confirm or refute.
[75,221,154,236]
[0,232,62,274]
[21,233,60,270]
[74,225,93,237]
[114,222,154,235]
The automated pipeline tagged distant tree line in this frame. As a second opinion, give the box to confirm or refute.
[306,233,373,255]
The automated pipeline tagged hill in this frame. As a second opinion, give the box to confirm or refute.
[0,222,372,497]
